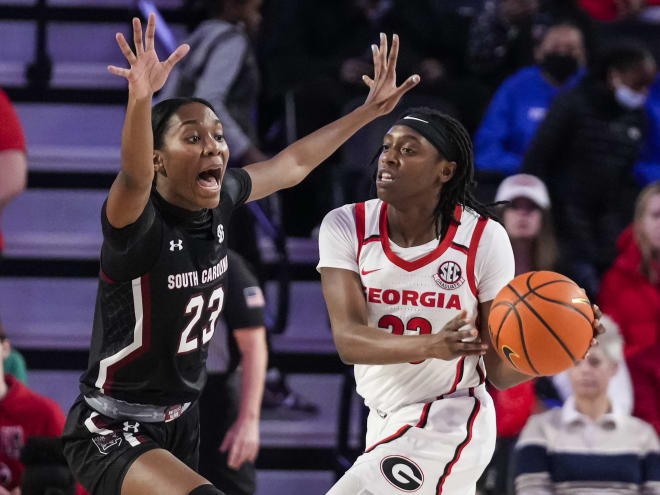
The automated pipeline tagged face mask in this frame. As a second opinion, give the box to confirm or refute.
[614,85,648,110]
[540,54,579,84]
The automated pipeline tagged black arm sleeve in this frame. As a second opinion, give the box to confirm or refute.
[100,198,162,282]
[224,249,265,330]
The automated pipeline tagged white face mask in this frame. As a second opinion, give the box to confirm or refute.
[615,85,648,109]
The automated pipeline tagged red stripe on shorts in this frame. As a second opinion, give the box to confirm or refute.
[436,388,481,494]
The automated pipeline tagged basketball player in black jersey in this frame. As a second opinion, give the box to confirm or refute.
[60,13,420,495]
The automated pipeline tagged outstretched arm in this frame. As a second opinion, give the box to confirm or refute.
[243,33,420,202]
[106,14,189,228]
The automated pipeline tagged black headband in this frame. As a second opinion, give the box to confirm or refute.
[392,114,453,160]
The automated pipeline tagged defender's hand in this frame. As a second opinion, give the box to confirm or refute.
[108,13,189,99]
[361,33,420,116]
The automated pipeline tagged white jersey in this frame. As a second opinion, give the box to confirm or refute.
[318,199,514,413]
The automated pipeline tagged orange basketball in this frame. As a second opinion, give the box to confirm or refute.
[488,271,594,376]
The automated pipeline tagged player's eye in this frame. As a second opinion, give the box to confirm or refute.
[186,135,200,144]
[381,144,390,151]
[215,134,224,142]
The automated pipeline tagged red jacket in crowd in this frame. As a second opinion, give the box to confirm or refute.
[490,380,537,438]
[598,226,660,360]
[580,0,660,21]
[0,374,65,491]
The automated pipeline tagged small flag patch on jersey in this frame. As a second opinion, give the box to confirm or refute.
[244,286,265,308]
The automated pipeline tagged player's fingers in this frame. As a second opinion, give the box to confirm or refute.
[393,74,420,97]
[379,32,388,75]
[132,17,144,56]
[371,44,381,81]
[592,304,603,321]
[456,342,489,354]
[145,12,156,52]
[165,43,190,69]
[107,65,130,78]
[442,311,468,332]
[386,33,400,77]
[115,33,136,65]
[362,75,374,88]
[219,433,233,453]
[456,328,480,342]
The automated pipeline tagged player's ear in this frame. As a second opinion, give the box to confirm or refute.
[153,151,168,177]
[438,160,457,184]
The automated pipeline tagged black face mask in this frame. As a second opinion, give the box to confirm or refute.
[540,54,579,84]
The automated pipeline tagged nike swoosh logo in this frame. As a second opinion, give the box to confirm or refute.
[502,346,520,369]
[361,268,382,275]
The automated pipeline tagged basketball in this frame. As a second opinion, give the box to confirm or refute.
[488,271,594,376]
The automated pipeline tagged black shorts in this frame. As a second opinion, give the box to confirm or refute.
[62,395,200,495]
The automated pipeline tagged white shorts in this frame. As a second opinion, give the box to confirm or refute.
[327,385,496,495]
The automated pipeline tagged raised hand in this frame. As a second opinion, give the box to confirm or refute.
[361,33,420,116]
[108,13,189,99]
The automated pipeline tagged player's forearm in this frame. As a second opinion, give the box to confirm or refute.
[332,323,434,365]
[483,349,532,390]
[119,94,156,188]
[235,327,268,421]
[272,103,380,185]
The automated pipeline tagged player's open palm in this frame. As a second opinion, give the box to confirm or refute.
[362,33,420,116]
[429,311,489,361]
[108,13,189,99]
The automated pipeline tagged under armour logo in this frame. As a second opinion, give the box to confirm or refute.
[217,224,224,244]
[170,239,183,251]
[122,421,139,433]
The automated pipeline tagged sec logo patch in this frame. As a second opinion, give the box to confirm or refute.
[380,455,424,492]
[433,260,465,290]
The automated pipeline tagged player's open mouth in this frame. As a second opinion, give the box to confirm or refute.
[197,167,223,190]
[376,170,395,185]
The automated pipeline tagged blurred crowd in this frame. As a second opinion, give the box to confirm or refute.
[1,0,660,493]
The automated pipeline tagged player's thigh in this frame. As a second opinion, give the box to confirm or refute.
[121,448,211,495]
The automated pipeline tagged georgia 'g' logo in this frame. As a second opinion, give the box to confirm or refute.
[380,455,424,492]
[433,260,465,290]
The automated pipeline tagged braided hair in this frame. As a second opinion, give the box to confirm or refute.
[390,107,496,240]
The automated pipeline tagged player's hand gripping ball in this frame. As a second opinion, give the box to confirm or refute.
[488,271,594,376]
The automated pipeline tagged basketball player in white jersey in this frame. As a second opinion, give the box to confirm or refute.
[318,107,604,495]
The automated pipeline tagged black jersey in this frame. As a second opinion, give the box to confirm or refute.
[80,168,252,406]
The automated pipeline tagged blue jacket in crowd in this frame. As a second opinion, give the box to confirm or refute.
[635,76,660,186]
[474,65,579,176]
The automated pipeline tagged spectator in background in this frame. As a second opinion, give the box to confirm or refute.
[0,324,66,492]
[466,0,591,93]
[199,250,267,495]
[0,88,27,266]
[478,174,558,495]
[635,76,660,185]
[522,40,657,300]
[599,181,660,360]
[474,22,586,178]
[580,0,660,22]
[513,328,660,494]
[0,319,26,385]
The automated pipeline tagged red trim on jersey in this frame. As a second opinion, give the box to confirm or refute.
[105,274,152,391]
[436,389,481,494]
[415,401,433,428]
[355,202,366,265]
[476,358,486,385]
[100,269,115,284]
[445,356,465,396]
[379,203,461,272]
[364,399,435,453]
[450,242,469,255]
[466,217,488,298]
[364,424,412,453]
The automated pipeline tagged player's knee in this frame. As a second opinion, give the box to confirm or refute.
[189,484,226,495]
